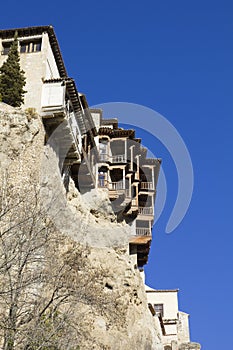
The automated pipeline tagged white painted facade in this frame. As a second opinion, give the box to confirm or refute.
[0,32,60,111]
[144,284,200,350]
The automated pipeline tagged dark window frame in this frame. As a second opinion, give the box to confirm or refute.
[1,41,13,55]
[154,303,164,318]
[19,39,42,53]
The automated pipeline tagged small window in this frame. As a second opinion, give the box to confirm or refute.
[98,171,107,188]
[2,42,12,55]
[20,39,42,53]
[32,40,41,52]
[99,139,108,161]
[20,43,27,53]
[154,304,164,318]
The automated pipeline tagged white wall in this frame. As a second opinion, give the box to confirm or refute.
[91,111,101,130]
[177,312,190,343]
[44,34,60,79]
[0,32,61,112]
[145,288,192,348]
[146,289,179,319]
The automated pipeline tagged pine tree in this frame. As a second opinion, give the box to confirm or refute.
[0,33,26,107]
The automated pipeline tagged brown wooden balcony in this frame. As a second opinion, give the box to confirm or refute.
[111,154,127,163]
[109,181,125,191]
[140,182,154,190]
[136,227,151,236]
[138,207,153,216]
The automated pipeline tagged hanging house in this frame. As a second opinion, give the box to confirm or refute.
[0,25,201,349]
[0,26,97,186]
[91,113,161,267]
[0,25,161,268]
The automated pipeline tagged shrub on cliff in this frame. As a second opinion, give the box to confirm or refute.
[0,32,26,107]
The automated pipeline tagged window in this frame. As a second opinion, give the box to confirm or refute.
[20,42,27,53]
[98,171,107,188]
[2,38,42,55]
[1,42,12,55]
[20,39,42,53]
[99,139,108,161]
[32,41,41,52]
[154,304,164,318]
[164,346,172,350]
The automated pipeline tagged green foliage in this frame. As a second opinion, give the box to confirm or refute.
[25,107,37,121]
[0,32,26,107]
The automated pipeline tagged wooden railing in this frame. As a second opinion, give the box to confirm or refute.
[111,154,126,163]
[136,227,151,236]
[98,180,125,191]
[109,181,124,190]
[140,182,154,190]
[138,207,153,215]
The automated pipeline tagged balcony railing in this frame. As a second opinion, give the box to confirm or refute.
[111,154,126,163]
[136,227,151,236]
[138,207,153,215]
[109,181,124,191]
[141,182,154,190]
[98,154,127,163]
[98,180,126,191]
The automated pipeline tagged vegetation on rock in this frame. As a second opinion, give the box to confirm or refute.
[0,177,121,350]
[0,33,26,107]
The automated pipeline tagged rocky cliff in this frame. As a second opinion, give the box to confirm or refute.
[0,102,164,349]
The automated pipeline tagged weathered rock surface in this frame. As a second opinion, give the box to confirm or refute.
[0,103,164,349]
[179,343,201,350]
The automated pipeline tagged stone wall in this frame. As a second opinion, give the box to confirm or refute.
[0,103,164,349]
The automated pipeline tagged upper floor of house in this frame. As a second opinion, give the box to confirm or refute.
[0,26,97,170]
[0,26,67,111]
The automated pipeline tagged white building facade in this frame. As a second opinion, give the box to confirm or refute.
[145,284,201,350]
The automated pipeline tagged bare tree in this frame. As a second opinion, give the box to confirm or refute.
[0,172,79,349]
[0,174,120,349]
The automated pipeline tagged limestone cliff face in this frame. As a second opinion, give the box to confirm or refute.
[0,103,163,350]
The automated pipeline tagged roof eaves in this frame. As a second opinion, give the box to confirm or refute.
[0,25,67,78]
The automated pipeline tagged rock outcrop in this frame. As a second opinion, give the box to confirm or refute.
[0,102,164,349]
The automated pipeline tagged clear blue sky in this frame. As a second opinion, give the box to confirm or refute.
[1,1,233,349]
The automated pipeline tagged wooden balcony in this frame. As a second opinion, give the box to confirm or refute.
[97,180,125,200]
[97,180,125,191]
[111,154,127,163]
[109,181,125,191]
[136,227,151,236]
[138,207,153,216]
[140,182,154,190]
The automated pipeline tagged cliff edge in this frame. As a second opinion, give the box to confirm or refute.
[0,103,163,349]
